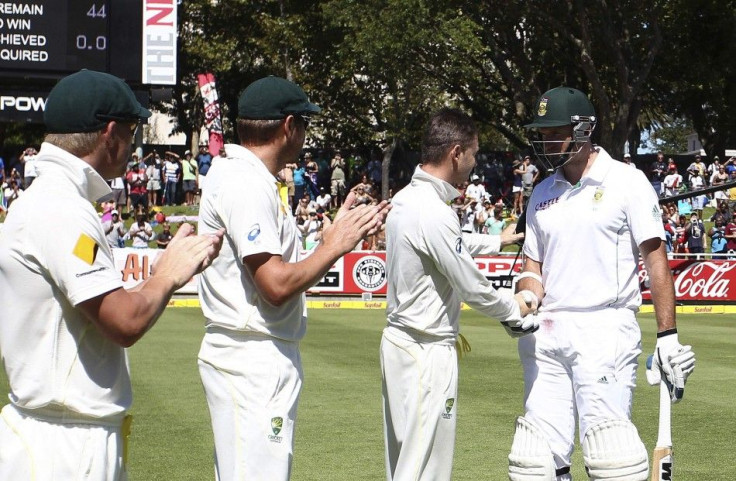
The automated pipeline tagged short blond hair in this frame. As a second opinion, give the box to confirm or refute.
[44,132,102,158]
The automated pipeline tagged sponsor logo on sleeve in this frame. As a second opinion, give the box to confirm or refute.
[247,224,261,241]
[455,237,462,254]
[73,233,99,265]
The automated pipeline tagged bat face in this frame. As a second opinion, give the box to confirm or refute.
[651,447,673,481]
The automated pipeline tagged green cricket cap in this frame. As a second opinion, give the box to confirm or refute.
[237,76,321,120]
[525,86,595,129]
[44,69,151,133]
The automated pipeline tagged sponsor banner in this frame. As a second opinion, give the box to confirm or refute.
[308,252,523,296]
[0,89,47,123]
[197,72,224,155]
[142,0,177,85]
[640,259,736,302]
[114,247,197,294]
[115,249,736,305]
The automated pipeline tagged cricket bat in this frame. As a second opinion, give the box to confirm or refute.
[651,380,673,481]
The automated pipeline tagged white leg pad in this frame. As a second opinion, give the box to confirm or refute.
[582,419,649,481]
[508,416,557,481]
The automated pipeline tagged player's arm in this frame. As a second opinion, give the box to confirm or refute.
[640,238,676,332]
[515,257,544,306]
[245,193,390,306]
[422,210,532,321]
[78,224,224,347]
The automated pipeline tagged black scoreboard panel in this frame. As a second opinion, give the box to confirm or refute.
[0,0,143,82]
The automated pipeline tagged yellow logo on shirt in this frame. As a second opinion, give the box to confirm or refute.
[73,233,99,265]
[537,97,549,116]
[593,187,604,203]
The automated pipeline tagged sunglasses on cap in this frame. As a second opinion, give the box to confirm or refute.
[96,114,141,135]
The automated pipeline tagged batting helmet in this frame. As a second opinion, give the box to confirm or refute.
[525,87,597,171]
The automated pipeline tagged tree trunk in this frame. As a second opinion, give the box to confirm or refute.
[382,138,397,201]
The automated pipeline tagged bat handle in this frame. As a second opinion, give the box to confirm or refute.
[657,380,672,448]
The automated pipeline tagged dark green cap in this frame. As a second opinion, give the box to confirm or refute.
[238,76,321,120]
[525,86,595,129]
[44,70,151,133]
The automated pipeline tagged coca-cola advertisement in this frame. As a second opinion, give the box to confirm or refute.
[640,259,736,302]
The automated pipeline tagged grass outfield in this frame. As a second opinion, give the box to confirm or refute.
[1,310,735,479]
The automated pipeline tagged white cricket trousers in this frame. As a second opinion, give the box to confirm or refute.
[0,404,127,480]
[380,326,458,481]
[518,308,641,472]
[198,328,302,481]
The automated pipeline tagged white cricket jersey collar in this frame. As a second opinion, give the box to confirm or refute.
[35,142,112,203]
[222,143,279,184]
[411,165,460,203]
[551,147,614,188]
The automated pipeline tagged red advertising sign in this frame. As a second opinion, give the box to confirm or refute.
[640,259,736,302]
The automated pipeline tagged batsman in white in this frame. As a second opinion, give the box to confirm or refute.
[509,86,696,481]
[0,70,224,480]
[196,76,390,481]
[382,108,538,481]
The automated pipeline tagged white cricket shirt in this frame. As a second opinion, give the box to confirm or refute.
[385,166,517,339]
[0,143,127,422]
[198,144,307,341]
[523,148,665,312]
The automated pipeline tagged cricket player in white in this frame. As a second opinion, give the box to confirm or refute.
[382,108,538,481]
[509,87,696,480]
[197,76,390,481]
[0,70,223,481]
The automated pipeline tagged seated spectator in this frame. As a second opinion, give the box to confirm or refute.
[156,222,174,249]
[484,207,506,235]
[299,209,322,250]
[315,187,331,212]
[127,213,153,248]
[709,217,728,255]
[103,210,126,248]
[353,185,374,206]
[294,194,312,223]
[3,180,23,209]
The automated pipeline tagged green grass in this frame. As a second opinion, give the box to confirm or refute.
[1,310,734,479]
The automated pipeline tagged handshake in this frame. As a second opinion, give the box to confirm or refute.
[500,290,540,338]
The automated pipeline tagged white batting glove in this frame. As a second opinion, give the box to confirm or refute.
[501,314,539,338]
[501,291,539,338]
[646,329,696,403]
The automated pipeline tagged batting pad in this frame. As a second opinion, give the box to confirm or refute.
[582,419,648,481]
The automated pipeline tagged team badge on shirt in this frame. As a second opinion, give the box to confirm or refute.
[593,187,604,203]
[73,233,99,265]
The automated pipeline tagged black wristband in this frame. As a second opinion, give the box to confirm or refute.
[656,328,678,338]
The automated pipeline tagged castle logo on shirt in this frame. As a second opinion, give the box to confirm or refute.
[535,195,560,211]
[353,256,387,292]
[442,398,455,419]
[73,233,99,265]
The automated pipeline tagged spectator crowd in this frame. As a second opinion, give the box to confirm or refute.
[3,143,736,255]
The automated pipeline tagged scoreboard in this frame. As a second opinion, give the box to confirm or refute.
[0,1,111,74]
[0,0,177,83]
[0,0,177,123]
